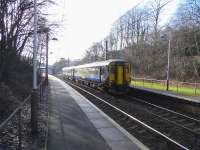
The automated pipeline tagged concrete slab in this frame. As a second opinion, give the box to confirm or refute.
[98,127,128,141]
[48,75,149,150]
[85,112,104,120]
[47,76,111,150]
[109,141,140,150]
[81,106,98,113]
[91,118,113,129]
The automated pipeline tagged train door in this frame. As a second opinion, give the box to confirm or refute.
[116,64,124,85]
[109,64,115,82]
[109,62,130,86]
[109,63,125,86]
[125,63,131,84]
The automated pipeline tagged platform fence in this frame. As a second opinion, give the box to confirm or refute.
[132,77,200,96]
[0,78,47,150]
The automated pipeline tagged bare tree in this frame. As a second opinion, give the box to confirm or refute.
[0,0,55,81]
[150,0,172,40]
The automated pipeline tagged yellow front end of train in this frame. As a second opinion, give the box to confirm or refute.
[108,62,131,90]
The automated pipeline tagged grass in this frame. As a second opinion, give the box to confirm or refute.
[131,81,200,96]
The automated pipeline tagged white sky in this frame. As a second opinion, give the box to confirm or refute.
[46,0,179,65]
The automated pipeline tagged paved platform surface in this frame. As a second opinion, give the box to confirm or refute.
[131,86,200,104]
[47,76,147,150]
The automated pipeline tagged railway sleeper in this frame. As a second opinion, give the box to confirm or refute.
[127,125,138,131]
[118,116,130,122]
[175,119,187,123]
[193,127,200,133]
[184,122,195,127]
[133,126,148,134]
[110,113,122,120]
[114,113,124,118]
[160,113,171,117]
[155,110,167,114]
[122,121,136,128]
[137,129,147,134]
[168,116,179,119]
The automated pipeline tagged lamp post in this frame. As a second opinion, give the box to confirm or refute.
[160,27,172,91]
[33,0,38,90]
[31,0,38,134]
[46,32,49,85]
[166,37,171,91]
[166,28,172,91]
[105,40,108,60]
[45,33,57,85]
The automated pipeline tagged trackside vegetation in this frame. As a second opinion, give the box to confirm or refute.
[131,81,200,96]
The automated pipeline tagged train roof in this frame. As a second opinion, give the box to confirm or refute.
[62,59,127,70]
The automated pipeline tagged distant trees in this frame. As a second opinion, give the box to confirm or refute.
[81,0,200,82]
[170,0,200,81]
[53,58,81,74]
[53,58,69,73]
[81,41,106,63]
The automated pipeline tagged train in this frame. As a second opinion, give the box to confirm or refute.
[62,59,131,93]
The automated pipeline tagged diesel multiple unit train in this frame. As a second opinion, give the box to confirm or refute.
[62,59,131,92]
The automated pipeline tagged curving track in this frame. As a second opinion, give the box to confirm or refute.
[63,79,200,150]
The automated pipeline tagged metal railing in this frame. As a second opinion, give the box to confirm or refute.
[132,78,200,96]
[0,79,47,150]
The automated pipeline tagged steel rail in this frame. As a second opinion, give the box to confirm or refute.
[66,79,199,123]
[126,97,199,135]
[68,80,199,135]
[128,96,200,122]
[65,81,189,150]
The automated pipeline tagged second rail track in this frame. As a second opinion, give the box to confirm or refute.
[63,79,198,150]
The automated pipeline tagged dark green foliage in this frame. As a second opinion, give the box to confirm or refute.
[0,0,51,120]
[0,56,33,121]
[184,46,199,56]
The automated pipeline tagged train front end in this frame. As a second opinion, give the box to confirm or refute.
[108,61,131,92]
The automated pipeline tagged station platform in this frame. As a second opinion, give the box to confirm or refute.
[47,75,148,150]
[130,85,200,104]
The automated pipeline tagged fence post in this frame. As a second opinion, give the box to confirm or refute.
[18,109,22,150]
[42,81,45,99]
[195,82,197,96]
[31,89,38,135]
[39,84,42,102]
[177,82,178,93]
[162,80,164,90]
[143,79,144,87]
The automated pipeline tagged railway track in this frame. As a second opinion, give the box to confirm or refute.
[126,96,200,134]
[63,79,200,150]
[129,88,200,120]
[121,96,200,150]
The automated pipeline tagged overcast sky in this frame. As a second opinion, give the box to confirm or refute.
[46,0,179,65]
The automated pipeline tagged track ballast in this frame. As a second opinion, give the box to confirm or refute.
[63,79,200,150]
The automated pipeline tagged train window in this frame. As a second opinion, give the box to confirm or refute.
[126,65,129,73]
[110,65,115,73]
[100,67,104,74]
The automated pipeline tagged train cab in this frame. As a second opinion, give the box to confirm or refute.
[108,61,131,92]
